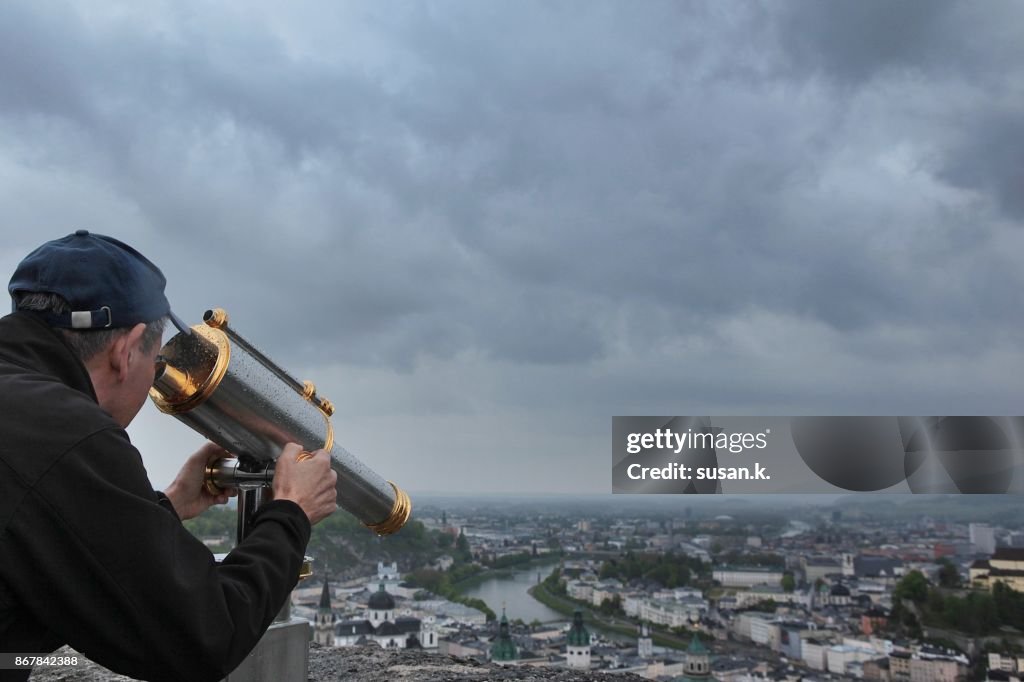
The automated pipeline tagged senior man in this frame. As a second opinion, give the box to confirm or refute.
[0,231,337,681]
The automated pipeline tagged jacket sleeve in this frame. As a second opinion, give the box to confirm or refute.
[153,491,181,520]
[0,426,311,682]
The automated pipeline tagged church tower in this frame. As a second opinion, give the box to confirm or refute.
[566,609,591,670]
[638,622,653,659]
[490,608,518,665]
[679,633,711,680]
[315,576,334,646]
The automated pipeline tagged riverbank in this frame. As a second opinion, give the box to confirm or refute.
[528,581,700,652]
[450,556,560,593]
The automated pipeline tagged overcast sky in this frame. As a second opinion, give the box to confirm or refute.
[1,1,1021,495]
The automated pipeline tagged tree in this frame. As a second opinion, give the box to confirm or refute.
[599,595,623,616]
[781,572,796,593]
[937,559,960,588]
[894,571,929,604]
[455,530,471,562]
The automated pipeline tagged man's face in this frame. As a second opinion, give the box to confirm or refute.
[123,332,164,425]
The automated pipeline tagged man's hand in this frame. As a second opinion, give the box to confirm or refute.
[272,443,338,525]
[163,442,236,521]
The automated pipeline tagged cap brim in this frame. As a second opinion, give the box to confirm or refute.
[168,310,192,336]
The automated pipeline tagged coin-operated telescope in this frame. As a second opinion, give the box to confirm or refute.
[150,309,411,680]
[149,308,412,542]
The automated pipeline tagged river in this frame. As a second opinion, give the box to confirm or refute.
[458,562,565,624]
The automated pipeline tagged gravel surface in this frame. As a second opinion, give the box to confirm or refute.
[27,645,646,681]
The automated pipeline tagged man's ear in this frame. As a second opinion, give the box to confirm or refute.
[109,323,148,382]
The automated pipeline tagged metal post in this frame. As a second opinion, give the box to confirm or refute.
[223,471,310,681]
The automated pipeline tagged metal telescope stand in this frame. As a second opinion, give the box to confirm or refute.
[222,467,312,682]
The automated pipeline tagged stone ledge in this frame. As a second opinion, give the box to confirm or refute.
[28,645,646,681]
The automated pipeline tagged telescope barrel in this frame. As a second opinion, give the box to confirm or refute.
[150,309,411,535]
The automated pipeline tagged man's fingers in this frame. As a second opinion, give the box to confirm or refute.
[280,442,303,460]
[295,447,328,463]
[197,441,228,457]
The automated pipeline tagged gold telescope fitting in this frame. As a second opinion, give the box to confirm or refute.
[153,362,194,398]
[203,462,224,497]
[204,307,229,329]
[302,379,335,417]
[365,482,412,536]
[149,325,231,415]
[299,556,314,580]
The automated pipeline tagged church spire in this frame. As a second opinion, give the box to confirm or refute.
[319,576,332,612]
[490,605,517,662]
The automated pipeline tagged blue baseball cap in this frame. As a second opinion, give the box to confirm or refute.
[9,230,188,333]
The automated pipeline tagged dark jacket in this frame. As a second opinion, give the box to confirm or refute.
[0,312,311,681]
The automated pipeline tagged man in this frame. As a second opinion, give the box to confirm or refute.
[0,231,338,681]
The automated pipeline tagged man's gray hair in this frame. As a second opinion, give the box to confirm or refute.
[14,291,167,362]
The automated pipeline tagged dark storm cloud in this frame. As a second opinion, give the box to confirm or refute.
[1,1,1021,491]
[771,0,1024,224]
[771,0,961,84]
[939,109,1024,221]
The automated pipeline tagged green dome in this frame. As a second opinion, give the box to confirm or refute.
[673,632,713,681]
[490,611,518,662]
[567,609,590,648]
[687,632,708,655]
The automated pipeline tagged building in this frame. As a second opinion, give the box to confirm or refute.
[567,580,594,602]
[989,652,1024,675]
[889,650,911,680]
[565,609,591,670]
[863,657,890,680]
[733,584,807,609]
[826,583,852,607]
[861,607,889,635]
[802,637,830,670]
[803,557,843,583]
[333,584,428,649]
[970,524,997,555]
[971,548,1024,592]
[314,577,334,646]
[639,597,706,628]
[713,567,784,588]
[910,648,969,682]
[676,633,713,681]
[827,643,876,676]
[365,561,403,594]
[748,615,778,649]
[638,623,653,660]
[489,609,518,665]
[778,622,811,660]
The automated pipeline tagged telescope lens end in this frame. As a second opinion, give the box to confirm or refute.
[365,482,412,536]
